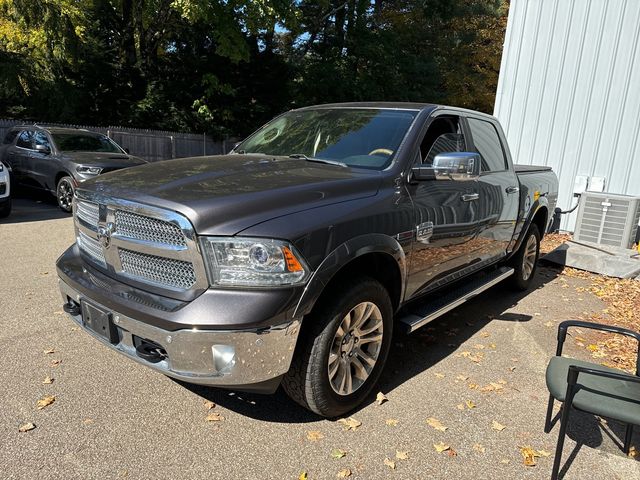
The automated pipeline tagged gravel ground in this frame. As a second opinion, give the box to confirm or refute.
[1,195,639,480]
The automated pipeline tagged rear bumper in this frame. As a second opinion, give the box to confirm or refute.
[57,246,301,392]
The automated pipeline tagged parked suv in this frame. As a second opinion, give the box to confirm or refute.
[0,126,146,212]
[0,160,10,218]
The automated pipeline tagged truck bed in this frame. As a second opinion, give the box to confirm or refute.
[514,164,553,174]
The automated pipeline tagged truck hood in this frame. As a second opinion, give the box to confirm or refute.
[81,154,381,235]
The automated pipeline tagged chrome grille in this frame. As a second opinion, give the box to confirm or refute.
[119,248,196,290]
[76,201,99,228]
[77,231,106,267]
[114,210,186,247]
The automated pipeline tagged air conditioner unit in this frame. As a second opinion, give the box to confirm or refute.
[574,192,640,249]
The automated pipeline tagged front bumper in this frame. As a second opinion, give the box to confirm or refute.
[57,247,302,392]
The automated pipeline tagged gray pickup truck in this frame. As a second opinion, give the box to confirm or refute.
[56,103,558,417]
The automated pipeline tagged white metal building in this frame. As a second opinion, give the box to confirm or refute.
[494,0,640,231]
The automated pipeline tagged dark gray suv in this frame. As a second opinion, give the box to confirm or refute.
[0,126,146,212]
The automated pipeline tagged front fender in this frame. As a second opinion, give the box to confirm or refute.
[293,233,406,318]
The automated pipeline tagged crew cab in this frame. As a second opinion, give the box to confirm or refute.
[0,125,145,212]
[56,103,558,417]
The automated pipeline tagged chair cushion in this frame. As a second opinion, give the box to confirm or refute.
[546,356,640,425]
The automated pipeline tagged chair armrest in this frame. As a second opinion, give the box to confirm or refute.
[555,321,640,375]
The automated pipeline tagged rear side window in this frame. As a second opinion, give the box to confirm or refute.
[3,130,18,145]
[16,130,35,149]
[467,118,507,172]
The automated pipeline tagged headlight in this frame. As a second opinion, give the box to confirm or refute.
[200,237,309,287]
[76,166,103,175]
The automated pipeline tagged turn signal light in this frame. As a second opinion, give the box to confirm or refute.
[282,246,304,272]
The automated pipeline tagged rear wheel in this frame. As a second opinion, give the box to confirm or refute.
[56,176,74,213]
[283,276,393,417]
[508,224,540,290]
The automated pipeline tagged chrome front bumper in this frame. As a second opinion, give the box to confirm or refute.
[59,279,300,389]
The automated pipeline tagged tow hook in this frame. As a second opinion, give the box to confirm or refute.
[63,300,81,316]
[135,339,167,364]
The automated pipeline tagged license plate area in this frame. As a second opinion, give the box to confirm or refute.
[81,300,118,344]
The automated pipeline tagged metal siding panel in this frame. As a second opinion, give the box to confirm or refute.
[495,0,640,231]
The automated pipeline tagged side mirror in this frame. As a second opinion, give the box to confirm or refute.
[124,147,130,154]
[412,152,480,181]
[35,144,50,155]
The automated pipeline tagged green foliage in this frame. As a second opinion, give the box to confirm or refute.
[0,0,509,137]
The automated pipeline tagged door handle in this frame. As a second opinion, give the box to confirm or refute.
[506,186,520,194]
[461,193,479,202]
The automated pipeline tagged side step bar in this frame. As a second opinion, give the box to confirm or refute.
[398,267,515,334]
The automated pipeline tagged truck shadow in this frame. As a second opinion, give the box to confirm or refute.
[181,265,563,424]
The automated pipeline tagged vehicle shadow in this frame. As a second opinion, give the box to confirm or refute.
[0,187,70,224]
[180,265,564,424]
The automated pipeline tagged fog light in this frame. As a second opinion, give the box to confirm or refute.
[211,345,236,374]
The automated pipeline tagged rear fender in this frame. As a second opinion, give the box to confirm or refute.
[509,196,549,257]
[293,234,406,319]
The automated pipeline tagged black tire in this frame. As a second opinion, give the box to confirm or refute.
[282,276,393,418]
[508,224,540,291]
[56,176,74,213]
[0,197,11,218]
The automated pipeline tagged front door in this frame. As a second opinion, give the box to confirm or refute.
[405,113,479,299]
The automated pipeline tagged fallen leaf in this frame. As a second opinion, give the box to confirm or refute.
[330,448,347,459]
[376,392,388,405]
[488,343,497,349]
[544,321,553,327]
[383,458,396,470]
[629,446,638,458]
[466,400,476,409]
[42,376,54,384]
[337,468,352,478]
[433,442,450,453]
[500,459,510,464]
[491,420,506,431]
[426,417,448,432]
[509,366,516,372]
[473,443,485,453]
[456,375,469,382]
[18,422,36,432]
[385,418,399,426]
[396,450,409,460]
[538,450,551,457]
[473,344,485,350]
[434,372,445,378]
[448,448,458,457]
[205,412,224,422]
[338,417,361,431]
[468,383,479,389]
[520,446,541,466]
[480,331,490,338]
[83,418,93,425]
[307,430,324,441]
[299,472,308,480]
[50,359,61,367]
[36,395,55,410]
[43,348,56,354]
[203,401,216,410]
[587,344,599,352]
[456,403,465,410]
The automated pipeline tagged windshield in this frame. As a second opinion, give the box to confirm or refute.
[51,133,124,153]
[236,108,418,169]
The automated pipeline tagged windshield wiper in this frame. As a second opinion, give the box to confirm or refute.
[288,154,348,168]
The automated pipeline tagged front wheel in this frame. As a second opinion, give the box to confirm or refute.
[56,176,74,213]
[508,224,540,290]
[283,276,393,417]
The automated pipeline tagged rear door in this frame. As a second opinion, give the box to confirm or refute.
[29,131,56,190]
[465,116,519,262]
[405,112,480,298]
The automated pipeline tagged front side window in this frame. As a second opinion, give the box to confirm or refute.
[236,108,418,170]
[16,130,34,149]
[34,131,51,150]
[467,118,507,172]
[419,116,466,166]
[51,133,123,153]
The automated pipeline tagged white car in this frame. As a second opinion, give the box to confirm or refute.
[0,161,11,218]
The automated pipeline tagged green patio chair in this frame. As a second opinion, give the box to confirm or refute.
[544,320,640,480]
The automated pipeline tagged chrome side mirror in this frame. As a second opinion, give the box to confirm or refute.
[413,152,481,181]
[35,144,51,155]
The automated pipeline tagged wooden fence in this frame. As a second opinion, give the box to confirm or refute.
[0,120,237,162]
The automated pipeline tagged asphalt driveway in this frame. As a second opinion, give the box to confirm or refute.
[1,196,639,479]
